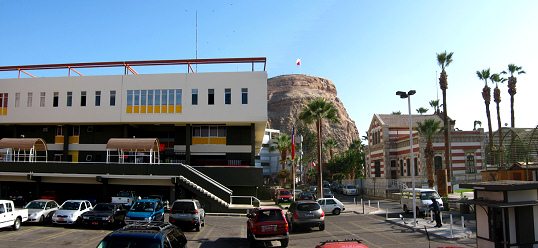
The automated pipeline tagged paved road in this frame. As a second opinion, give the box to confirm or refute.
[0,212,476,248]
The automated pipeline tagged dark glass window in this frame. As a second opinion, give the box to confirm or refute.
[67,92,73,107]
[191,89,198,105]
[224,88,231,104]
[466,155,476,173]
[241,88,248,104]
[95,91,101,106]
[406,159,411,176]
[109,90,116,106]
[81,91,87,107]
[208,89,214,105]
[53,92,59,107]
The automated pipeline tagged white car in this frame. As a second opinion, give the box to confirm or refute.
[24,199,59,223]
[342,185,358,196]
[317,198,345,215]
[52,200,93,225]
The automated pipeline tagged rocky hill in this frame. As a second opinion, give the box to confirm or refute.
[267,74,359,151]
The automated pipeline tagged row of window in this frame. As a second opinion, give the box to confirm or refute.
[8,91,117,108]
[192,125,226,137]
[192,88,248,105]
[0,93,7,116]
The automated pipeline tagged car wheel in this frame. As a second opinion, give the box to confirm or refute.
[332,208,341,215]
[39,215,45,224]
[403,205,409,213]
[195,222,201,232]
[12,217,21,230]
[319,223,325,231]
[201,216,205,227]
[288,219,294,233]
[281,238,289,247]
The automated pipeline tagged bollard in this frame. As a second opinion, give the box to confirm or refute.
[360,198,363,206]
[450,214,454,238]
[362,199,365,214]
[430,210,433,222]
[368,200,371,208]
[440,212,444,224]
[461,216,465,230]
[377,201,380,210]
[385,208,389,220]
[354,198,356,205]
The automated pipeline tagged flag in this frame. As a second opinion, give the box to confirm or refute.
[291,126,296,160]
[295,58,301,66]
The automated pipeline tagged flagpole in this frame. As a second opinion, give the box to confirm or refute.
[291,126,296,200]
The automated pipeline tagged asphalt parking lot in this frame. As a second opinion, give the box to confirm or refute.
[0,212,476,248]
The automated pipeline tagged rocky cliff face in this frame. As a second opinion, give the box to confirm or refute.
[267,74,359,151]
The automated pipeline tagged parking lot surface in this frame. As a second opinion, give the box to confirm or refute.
[0,212,476,248]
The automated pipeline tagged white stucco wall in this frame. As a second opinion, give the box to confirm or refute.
[507,189,538,202]
[477,205,490,239]
[477,191,504,201]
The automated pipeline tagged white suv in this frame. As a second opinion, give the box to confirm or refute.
[317,198,345,215]
[168,199,205,231]
[342,185,358,196]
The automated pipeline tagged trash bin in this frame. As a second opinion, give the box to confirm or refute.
[460,203,470,214]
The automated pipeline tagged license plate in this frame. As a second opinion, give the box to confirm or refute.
[58,218,64,221]
[305,213,314,217]
[261,225,276,232]
[178,214,188,217]
[91,221,98,225]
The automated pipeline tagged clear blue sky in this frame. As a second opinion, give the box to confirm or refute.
[1,1,537,135]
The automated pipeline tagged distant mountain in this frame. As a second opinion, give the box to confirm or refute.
[267,74,360,152]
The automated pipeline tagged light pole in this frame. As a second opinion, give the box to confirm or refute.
[396,90,417,227]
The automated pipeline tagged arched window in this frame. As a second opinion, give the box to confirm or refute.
[466,155,476,173]
[434,156,442,172]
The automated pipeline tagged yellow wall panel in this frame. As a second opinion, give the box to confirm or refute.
[2,107,7,115]
[192,137,209,144]
[161,106,167,113]
[168,105,174,113]
[147,106,153,113]
[134,106,140,113]
[154,106,160,113]
[140,106,147,113]
[209,137,226,145]
[68,151,79,163]
[175,105,182,113]
[55,136,64,144]
[69,136,80,144]
[126,106,133,113]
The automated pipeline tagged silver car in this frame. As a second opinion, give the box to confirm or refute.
[285,201,325,232]
[24,199,60,223]
[52,200,93,225]
[168,199,205,231]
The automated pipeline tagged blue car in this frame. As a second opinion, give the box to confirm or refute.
[124,199,165,224]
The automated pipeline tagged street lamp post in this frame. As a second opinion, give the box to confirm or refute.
[396,90,417,227]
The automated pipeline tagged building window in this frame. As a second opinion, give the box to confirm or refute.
[67,92,73,107]
[224,88,231,105]
[81,91,87,107]
[192,125,226,137]
[154,90,161,106]
[406,158,411,176]
[241,88,248,104]
[134,90,140,109]
[56,126,63,136]
[141,90,147,111]
[40,92,45,107]
[15,93,20,108]
[434,156,442,172]
[110,90,116,106]
[148,90,153,106]
[208,89,214,105]
[127,90,133,108]
[400,159,404,176]
[466,155,476,173]
[71,126,80,136]
[27,92,33,107]
[175,89,182,105]
[161,90,168,111]
[168,90,175,110]
[95,91,101,106]
[374,160,381,177]
[414,157,418,176]
[53,92,59,107]
[192,89,198,105]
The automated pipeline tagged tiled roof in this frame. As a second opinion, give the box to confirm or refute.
[377,114,444,128]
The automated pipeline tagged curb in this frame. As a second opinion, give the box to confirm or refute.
[384,219,467,241]
[206,213,246,217]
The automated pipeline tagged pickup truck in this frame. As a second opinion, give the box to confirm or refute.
[0,199,28,230]
[111,191,137,207]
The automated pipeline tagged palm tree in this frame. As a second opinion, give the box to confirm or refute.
[417,119,442,188]
[324,138,338,161]
[276,133,291,170]
[473,120,482,131]
[476,68,494,164]
[299,98,339,198]
[437,51,454,182]
[429,99,440,114]
[392,111,401,115]
[490,73,506,166]
[416,107,429,115]
[501,64,525,128]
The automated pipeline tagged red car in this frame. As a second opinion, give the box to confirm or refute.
[316,240,368,248]
[275,189,293,204]
[247,207,289,247]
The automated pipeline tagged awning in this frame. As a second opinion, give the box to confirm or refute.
[0,138,48,151]
[106,138,160,151]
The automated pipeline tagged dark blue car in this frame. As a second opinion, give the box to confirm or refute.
[124,199,164,225]
[97,222,187,248]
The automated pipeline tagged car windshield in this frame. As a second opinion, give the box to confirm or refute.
[61,202,81,210]
[117,192,132,197]
[279,191,291,195]
[94,204,115,211]
[98,237,161,248]
[131,202,155,212]
[346,185,355,189]
[420,191,441,200]
[172,202,195,212]
[297,203,320,211]
[24,201,46,209]
[256,209,283,222]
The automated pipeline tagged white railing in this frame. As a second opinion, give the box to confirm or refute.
[179,163,232,195]
[230,196,261,207]
[178,176,229,207]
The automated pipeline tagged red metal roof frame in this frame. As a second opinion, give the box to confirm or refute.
[0,57,267,73]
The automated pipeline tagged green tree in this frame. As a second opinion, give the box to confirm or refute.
[473,120,482,131]
[477,68,494,163]
[416,107,429,115]
[437,51,454,181]
[417,119,442,188]
[324,138,338,161]
[276,133,291,170]
[490,73,507,166]
[299,98,339,198]
[429,99,440,114]
[391,111,401,115]
[501,64,525,128]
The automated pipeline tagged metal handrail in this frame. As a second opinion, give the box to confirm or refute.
[230,196,261,207]
[179,163,232,195]
[178,176,229,207]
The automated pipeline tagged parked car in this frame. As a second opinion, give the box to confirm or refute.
[111,191,138,207]
[297,191,316,201]
[323,188,334,198]
[169,199,205,232]
[52,200,93,225]
[309,186,318,194]
[125,199,165,225]
[275,189,293,204]
[316,239,368,248]
[81,203,127,227]
[342,185,358,196]
[317,198,345,215]
[0,199,28,230]
[401,188,443,215]
[24,199,59,224]
[246,207,289,247]
[96,222,187,248]
[285,200,325,232]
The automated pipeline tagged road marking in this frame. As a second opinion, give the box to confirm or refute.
[0,225,39,239]
[33,228,80,242]
[331,220,381,248]
[84,230,110,244]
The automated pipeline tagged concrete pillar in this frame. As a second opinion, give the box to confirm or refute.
[186,124,191,165]
[250,123,255,166]
[63,125,70,162]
